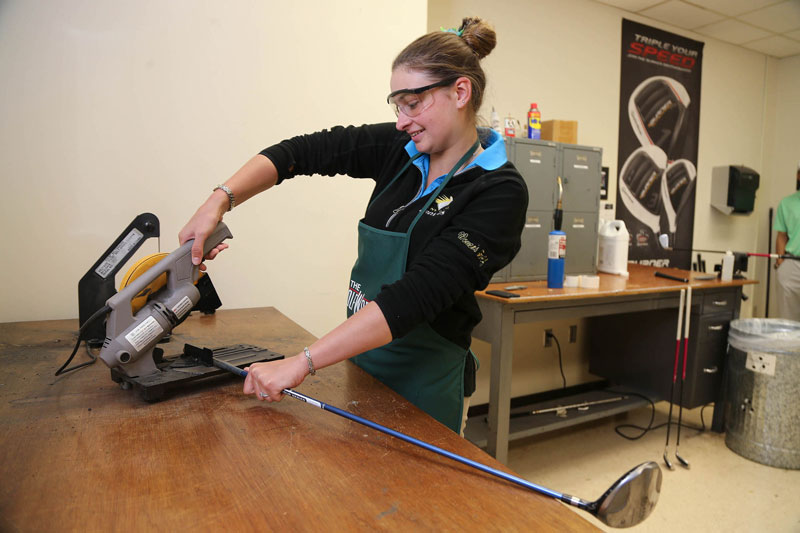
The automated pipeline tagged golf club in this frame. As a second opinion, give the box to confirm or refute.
[619,146,667,237]
[209,357,663,528]
[628,76,690,158]
[658,233,800,261]
[675,287,692,469]
[660,159,696,249]
[663,288,685,470]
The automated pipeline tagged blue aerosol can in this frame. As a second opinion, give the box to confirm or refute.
[547,230,566,288]
[527,103,541,140]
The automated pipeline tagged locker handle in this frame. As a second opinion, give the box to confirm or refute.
[708,325,724,331]
[703,366,719,374]
[712,300,728,307]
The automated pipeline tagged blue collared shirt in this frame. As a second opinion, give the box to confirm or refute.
[404,128,507,201]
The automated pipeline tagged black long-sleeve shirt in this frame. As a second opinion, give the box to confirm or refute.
[260,122,527,349]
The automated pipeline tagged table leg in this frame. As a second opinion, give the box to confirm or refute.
[486,305,514,464]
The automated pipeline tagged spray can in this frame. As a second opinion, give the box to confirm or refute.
[547,230,566,288]
[527,103,541,140]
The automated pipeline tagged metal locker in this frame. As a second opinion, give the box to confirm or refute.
[509,138,558,211]
[559,145,602,213]
[489,139,602,283]
[563,211,599,274]
[509,210,551,280]
[491,264,509,283]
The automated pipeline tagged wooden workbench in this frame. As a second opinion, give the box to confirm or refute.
[472,264,757,463]
[0,307,598,532]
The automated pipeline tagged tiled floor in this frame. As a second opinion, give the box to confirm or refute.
[507,403,800,532]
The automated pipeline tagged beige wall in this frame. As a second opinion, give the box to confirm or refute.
[428,0,800,403]
[764,53,800,315]
[0,0,425,334]
[1,1,797,402]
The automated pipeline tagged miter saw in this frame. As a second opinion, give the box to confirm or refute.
[60,216,283,401]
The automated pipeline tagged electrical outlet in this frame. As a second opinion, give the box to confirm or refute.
[569,325,578,343]
[544,329,553,347]
[745,352,776,376]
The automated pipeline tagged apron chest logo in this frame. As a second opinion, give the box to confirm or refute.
[347,279,371,313]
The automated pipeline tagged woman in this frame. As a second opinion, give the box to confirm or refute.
[179,17,528,434]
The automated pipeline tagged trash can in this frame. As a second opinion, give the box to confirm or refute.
[724,318,800,469]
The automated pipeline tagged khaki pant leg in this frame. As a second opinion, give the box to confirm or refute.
[776,260,800,321]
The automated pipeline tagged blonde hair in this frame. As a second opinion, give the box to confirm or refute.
[392,17,497,115]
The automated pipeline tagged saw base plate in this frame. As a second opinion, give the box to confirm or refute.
[110,343,284,402]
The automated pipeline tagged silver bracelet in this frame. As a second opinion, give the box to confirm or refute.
[303,346,316,375]
[213,184,236,211]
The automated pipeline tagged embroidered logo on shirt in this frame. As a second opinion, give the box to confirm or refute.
[425,194,454,217]
[458,231,488,266]
[436,195,453,211]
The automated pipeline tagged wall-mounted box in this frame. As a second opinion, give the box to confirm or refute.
[711,165,760,215]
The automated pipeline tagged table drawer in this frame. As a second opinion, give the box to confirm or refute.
[684,336,727,407]
[694,313,731,344]
[701,290,738,315]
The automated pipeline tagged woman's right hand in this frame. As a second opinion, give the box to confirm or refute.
[179,155,279,268]
[179,190,230,269]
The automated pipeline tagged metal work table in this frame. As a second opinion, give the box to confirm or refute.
[470,264,756,464]
[0,307,598,532]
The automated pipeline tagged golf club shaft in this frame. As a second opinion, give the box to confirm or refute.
[212,358,594,511]
[664,289,685,465]
[676,288,692,452]
[513,396,626,417]
[662,239,799,260]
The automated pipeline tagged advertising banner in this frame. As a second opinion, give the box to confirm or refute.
[616,19,704,269]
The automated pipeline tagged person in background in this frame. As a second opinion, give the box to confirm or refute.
[773,161,800,320]
[178,17,527,434]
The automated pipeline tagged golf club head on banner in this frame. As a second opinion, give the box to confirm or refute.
[629,76,691,158]
[660,159,697,247]
[619,145,668,237]
[594,461,663,528]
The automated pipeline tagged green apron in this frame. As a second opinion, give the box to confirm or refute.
[348,141,479,432]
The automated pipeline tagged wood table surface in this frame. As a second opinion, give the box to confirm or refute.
[0,307,598,532]
[479,263,757,303]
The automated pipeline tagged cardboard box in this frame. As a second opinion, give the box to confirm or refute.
[541,120,577,144]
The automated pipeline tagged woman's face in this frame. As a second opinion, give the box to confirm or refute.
[389,67,461,155]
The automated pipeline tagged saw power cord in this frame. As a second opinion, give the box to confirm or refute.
[610,388,708,441]
[55,304,111,376]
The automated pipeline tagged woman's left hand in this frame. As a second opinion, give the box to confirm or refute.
[243,355,309,401]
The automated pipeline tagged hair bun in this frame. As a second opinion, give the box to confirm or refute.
[458,17,497,60]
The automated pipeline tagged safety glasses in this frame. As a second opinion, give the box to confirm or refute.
[387,77,458,118]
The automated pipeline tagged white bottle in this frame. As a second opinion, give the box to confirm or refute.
[490,107,502,135]
[721,251,734,282]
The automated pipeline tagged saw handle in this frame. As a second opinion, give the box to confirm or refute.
[105,222,232,317]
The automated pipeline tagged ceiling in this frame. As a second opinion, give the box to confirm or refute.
[593,0,800,58]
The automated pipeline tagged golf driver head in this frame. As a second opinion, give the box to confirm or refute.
[619,145,668,235]
[629,76,690,157]
[661,159,697,235]
[594,461,663,528]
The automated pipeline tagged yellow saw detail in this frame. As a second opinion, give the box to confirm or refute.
[119,253,206,314]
